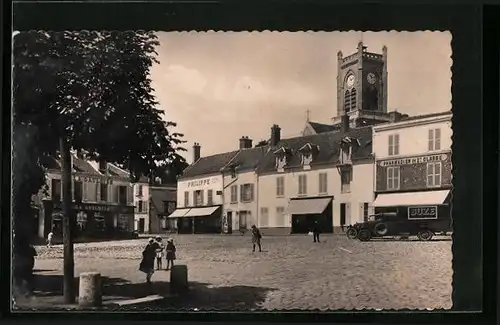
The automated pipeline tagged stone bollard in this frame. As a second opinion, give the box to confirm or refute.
[170,265,188,295]
[78,272,102,308]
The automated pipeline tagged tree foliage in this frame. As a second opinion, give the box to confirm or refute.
[12,31,187,242]
[255,140,269,148]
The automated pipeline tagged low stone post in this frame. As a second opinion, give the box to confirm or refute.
[170,265,188,295]
[78,272,102,308]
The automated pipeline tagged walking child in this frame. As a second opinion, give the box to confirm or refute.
[155,236,165,270]
[46,231,54,248]
[165,238,176,270]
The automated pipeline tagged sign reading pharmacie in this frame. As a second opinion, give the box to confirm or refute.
[186,176,220,188]
[53,202,134,214]
[380,153,449,167]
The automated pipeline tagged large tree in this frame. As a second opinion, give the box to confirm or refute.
[13,31,186,302]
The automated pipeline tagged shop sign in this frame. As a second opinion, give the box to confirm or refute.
[74,175,113,184]
[380,154,448,167]
[186,176,219,188]
[408,206,438,220]
[53,202,134,214]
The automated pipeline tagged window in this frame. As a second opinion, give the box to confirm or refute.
[94,213,105,231]
[340,167,352,193]
[260,207,269,227]
[163,201,170,213]
[240,184,254,202]
[427,162,442,187]
[74,181,83,202]
[118,186,128,204]
[363,203,369,222]
[428,128,441,151]
[100,183,108,201]
[388,134,400,156]
[138,185,143,196]
[276,177,285,197]
[117,214,130,231]
[207,189,214,205]
[184,191,189,207]
[276,207,285,227]
[76,211,88,232]
[230,185,238,203]
[298,175,307,195]
[194,190,204,206]
[138,201,144,213]
[168,202,176,214]
[319,173,328,194]
[344,89,357,112]
[387,166,400,190]
[51,179,61,201]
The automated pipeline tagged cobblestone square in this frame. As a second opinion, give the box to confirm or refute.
[32,234,452,310]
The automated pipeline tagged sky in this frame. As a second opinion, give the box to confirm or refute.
[150,31,452,163]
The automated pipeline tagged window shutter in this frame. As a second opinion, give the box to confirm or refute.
[250,184,254,201]
[200,190,204,205]
[240,184,244,201]
[193,191,196,205]
[127,186,133,204]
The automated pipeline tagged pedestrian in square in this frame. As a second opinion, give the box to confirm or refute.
[139,238,159,283]
[46,230,54,248]
[155,236,165,270]
[165,238,176,270]
[312,221,321,243]
[251,225,262,252]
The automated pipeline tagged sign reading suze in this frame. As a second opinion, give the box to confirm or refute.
[408,206,438,220]
[186,177,219,188]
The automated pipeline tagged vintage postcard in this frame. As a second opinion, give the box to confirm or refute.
[12,31,453,311]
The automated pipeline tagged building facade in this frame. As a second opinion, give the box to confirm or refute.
[257,122,374,235]
[372,111,453,222]
[221,140,269,234]
[149,184,177,234]
[132,181,150,233]
[36,154,136,240]
[170,143,239,234]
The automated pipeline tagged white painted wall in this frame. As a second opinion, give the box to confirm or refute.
[373,115,452,160]
[257,162,374,229]
[222,170,259,230]
[177,174,224,208]
[132,182,149,232]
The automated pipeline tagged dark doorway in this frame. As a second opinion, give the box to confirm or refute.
[340,203,346,228]
[178,217,193,234]
[138,218,145,233]
[226,211,233,234]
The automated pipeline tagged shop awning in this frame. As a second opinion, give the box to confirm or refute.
[168,208,191,218]
[183,206,220,218]
[286,197,332,215]
[373,190,450,207]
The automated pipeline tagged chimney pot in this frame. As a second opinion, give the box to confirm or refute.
[270,124,281,147]
[193,142,201,163]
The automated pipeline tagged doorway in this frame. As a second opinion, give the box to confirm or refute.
[340,203,346,230]
[239,211,248,232]
[138,218,145,233]
[226,211,233,234]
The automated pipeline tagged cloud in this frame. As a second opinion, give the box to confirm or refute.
[212,75,321,106]
[161,64,207,96]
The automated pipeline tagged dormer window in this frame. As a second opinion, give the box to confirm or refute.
[273,147,291,172]
[298,143,320,170]
[339,137,360,165]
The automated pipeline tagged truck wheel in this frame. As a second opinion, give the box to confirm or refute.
[358,229,371,242]
[374,222,388,236]
[417,230,434,241]
[346,228,357,239]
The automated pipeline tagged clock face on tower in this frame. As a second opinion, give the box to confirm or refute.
[367,72,377,85]
[346,74,355,88]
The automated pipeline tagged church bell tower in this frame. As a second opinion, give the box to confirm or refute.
[333,42,390,127]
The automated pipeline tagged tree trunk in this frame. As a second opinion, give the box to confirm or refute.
[60,136,75,304]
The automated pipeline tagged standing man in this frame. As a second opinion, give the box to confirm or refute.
[312,220,321,243]
[251,225,262,252]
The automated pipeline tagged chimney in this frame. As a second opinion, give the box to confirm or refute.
[389,111,402,123]
[239,136,253,149]
[193,142,201,163]
[341,114,350,133]
[270,124,281,147]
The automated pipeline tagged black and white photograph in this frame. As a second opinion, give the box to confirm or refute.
[12,30,456,311]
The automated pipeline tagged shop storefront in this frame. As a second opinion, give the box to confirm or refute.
[167,206,222,234]
[287,197,334,234]
[373,190,452,230]
[40,200,135,239]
